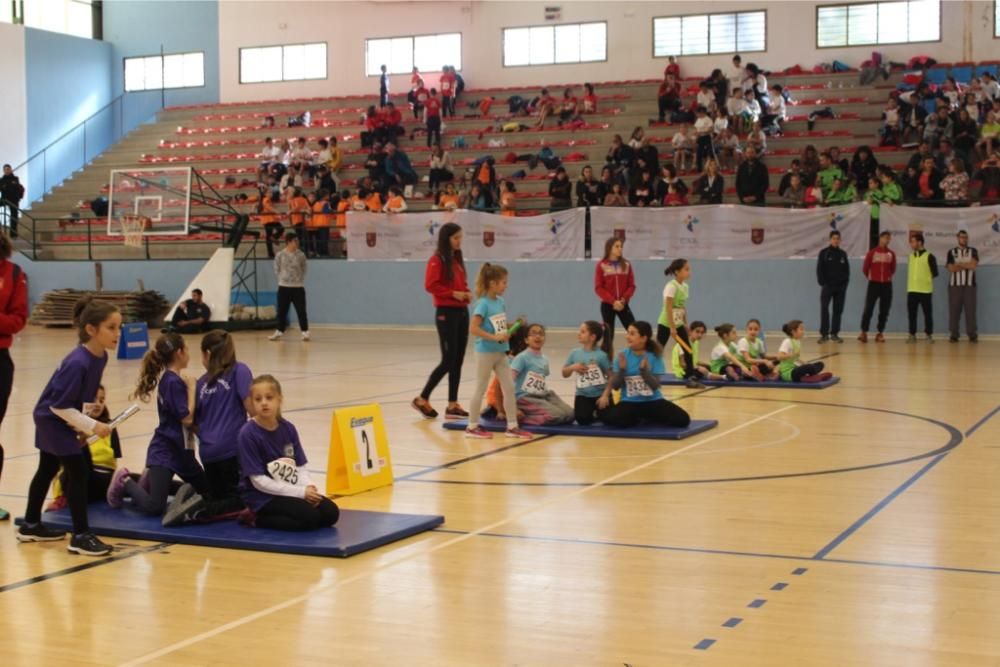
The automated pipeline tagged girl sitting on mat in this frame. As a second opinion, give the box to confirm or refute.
[710,324,763,382]
[777,320,834,384]
[106,333,209,518]
[511,324,574,426]
[737,319,779,380]
[46,384,121,511]
[670,321,719,382]
[657,258,703,389]
[563,320,612,426]
[237,374,339,531]
[601,322,691,429]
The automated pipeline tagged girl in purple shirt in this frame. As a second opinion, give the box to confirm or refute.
[106,333,211,519]
[18,298,121,557]
[238,374,339,531]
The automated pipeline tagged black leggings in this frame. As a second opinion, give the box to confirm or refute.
[124,465,210,516]
[791,362,825,382]
[657,324,695,378]
[204,457,246,516]
[601,399,691,428]
[600,302,635,347]
[907,292,933,335]
[574,395,609,426]
[25,452,90,533]
[256,495,340,531]
[277,286,309,333]
[421,307,469,403]
[0,348,13,424]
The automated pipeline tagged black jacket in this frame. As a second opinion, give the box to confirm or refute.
[692,174,724,204]
[0,174,23,203]
[817,246,850,287]
[736,159,769,202]
[576,179,606,207]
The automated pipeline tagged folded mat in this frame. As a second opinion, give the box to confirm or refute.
[658,375,840,389]
[443,418,717,439]
[17,504,444,558]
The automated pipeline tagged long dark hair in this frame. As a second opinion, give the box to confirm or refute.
[782,319,803,337]
[436,222,464,282]
[73,297,120,344]
[133,333,185,402]
[664,258,688,276]
[602,237,628,267]
[201,330,237,383]
[630,321,662,357]
[583,320,612,358]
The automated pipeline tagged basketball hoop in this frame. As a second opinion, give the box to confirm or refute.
[120,215,148,248]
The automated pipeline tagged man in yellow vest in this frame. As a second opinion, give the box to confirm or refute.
[906,232,939,344]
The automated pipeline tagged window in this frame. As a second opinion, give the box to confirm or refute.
[124,52,204,92]
[502,22,606,67]
[995,0,999,37]
[817,1,940,47]
[365,33,461,76]
[240,43,327,84]
[22,0,98,38]
[653,11,766,57]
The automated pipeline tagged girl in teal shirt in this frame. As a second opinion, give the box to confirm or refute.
[563,320,612,425]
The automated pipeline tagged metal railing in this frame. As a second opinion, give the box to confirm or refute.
[11,92,166,206]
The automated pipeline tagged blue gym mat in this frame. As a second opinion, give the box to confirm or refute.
[657,375,840,389]
[442,418,718,439]
[17,504,444,558]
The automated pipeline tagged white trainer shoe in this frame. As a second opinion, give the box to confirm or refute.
[268,330,283,341]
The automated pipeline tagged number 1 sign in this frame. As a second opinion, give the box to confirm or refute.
[325,404,394,496]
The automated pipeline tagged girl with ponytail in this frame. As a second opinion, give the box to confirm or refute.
[658,258,703,389]
[563,320,613,425]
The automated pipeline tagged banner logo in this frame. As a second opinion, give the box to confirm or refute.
[828,211,844,231]
[751,226,765,245]
[366,230,377,248]
[549,218,564,236]
[991,213,1000,233]
[427,220,441,237]
[684,215,699,233]
[613,227,626,241]
[483,228,495,247]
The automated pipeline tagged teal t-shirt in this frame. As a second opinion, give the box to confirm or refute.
[472,296,509,354]
[613,348,665,402]
[511,349,550,398]
[565,348,610,397]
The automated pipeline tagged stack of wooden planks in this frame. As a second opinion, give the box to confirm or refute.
[30,289,171,328]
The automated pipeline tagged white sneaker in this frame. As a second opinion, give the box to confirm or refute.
[301,331,310,341]
[268,330,283,341]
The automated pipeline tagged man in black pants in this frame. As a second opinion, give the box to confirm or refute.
[858,231,896,343]
[168,288,212,333]
[0,164,24,238]
[269,233,310,342]
[817,230,850,343]
[736,145,769,206]
[0,231,28,521]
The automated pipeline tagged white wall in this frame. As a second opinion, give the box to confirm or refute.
[218,0,998,103]
[0,22,27,170]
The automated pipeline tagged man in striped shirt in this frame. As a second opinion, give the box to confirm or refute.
[946,230,978,343]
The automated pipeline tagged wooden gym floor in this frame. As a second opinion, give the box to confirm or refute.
[1,325,998,666]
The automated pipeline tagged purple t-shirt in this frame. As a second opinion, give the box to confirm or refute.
[33,345,107,457]
[237,419,308,512]
[145,370,203,478]
[194,362,252,464]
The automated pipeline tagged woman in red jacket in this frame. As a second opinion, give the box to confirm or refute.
[0,232,28,521]
[413,223,471,420]
[595,236,636,346]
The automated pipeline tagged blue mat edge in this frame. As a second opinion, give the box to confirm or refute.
[442,419,718,440]
[658,375,840,389]
[15,509,445,559]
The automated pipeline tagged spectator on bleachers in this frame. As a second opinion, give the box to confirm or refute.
[825,176,857,206]
[628,126,645,150]
[582,83,598,114]
[696,82,716,115]
[465,183,489,211]
[309,190,332,258]
[778,160,803,197]
[962,93,980,124]
[362,105,382,148]
[535,88,557,128]
[816,152,845,199]
[635,137,659,174]
[383,186,408,213]
[692,159,724,204]
[671,125,693,173]
[745,63,769,109]
[424,88,443,148]
[693,106,715,173]
[606,134,633,184]
[256,188,284,258]
[747,121,767,156]
[558,88,579,126]
[977,110,999,159]
[499,180,517,217]
[380,103,405,142]
[981,72,1000,101]
[664,55,680,80]
[411,78,429,121]
[473,156,497,208]
[924,107,954,148]
[435,182,461,211]
[361,183,384,212]
[280,165,302,200]
[937,139,963,175]
[867,166,903,245]
[782,173,808,208]
[324,137,344,177]
[713,108,729,136]
[258,137,282,179]
[907,141,938,172]
[549,167,573,212]
[829,147,850,175]
[428,144,453,195]
[440,66,457,118]
[759,85,786,136]
[657,164,689,203]
[849,146,879,194]
[915,157,943,204]
[900,165,920,201]
[657,74,682,123]
[715,127,742,171]
[290,137,312,173]
[604,182,628,207]
[973,152,1000,202]
[599,165,614,193]
[940,77,961,109]
[727,87,749,135]
[576,165,605,208]
[940,159,969,203]
[385,143,418,190]
[708,69,728,111]
[952,109,979,164]
[365,141,388,188]
[735,145,769,206]
[261,115,275,129]
[288,187,310,239]
[629,170,656,207]
[881,97,902,146]
[729,55,747,100]
[379,64,390,108]
[663,181,689,206]
[743,89,762,129]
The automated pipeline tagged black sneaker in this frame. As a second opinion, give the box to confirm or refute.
[830,335,843,343]
[685,378,707,389]
[68,532,113,556]
[16,522,66,542]
[818,336,830,343]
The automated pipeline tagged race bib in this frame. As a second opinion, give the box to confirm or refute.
[576,364,606,390]
[672,307,687,327]
[624,375,654,397]
[266,457,300,485]
[523,371,547,396]
[488,312,507,335]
